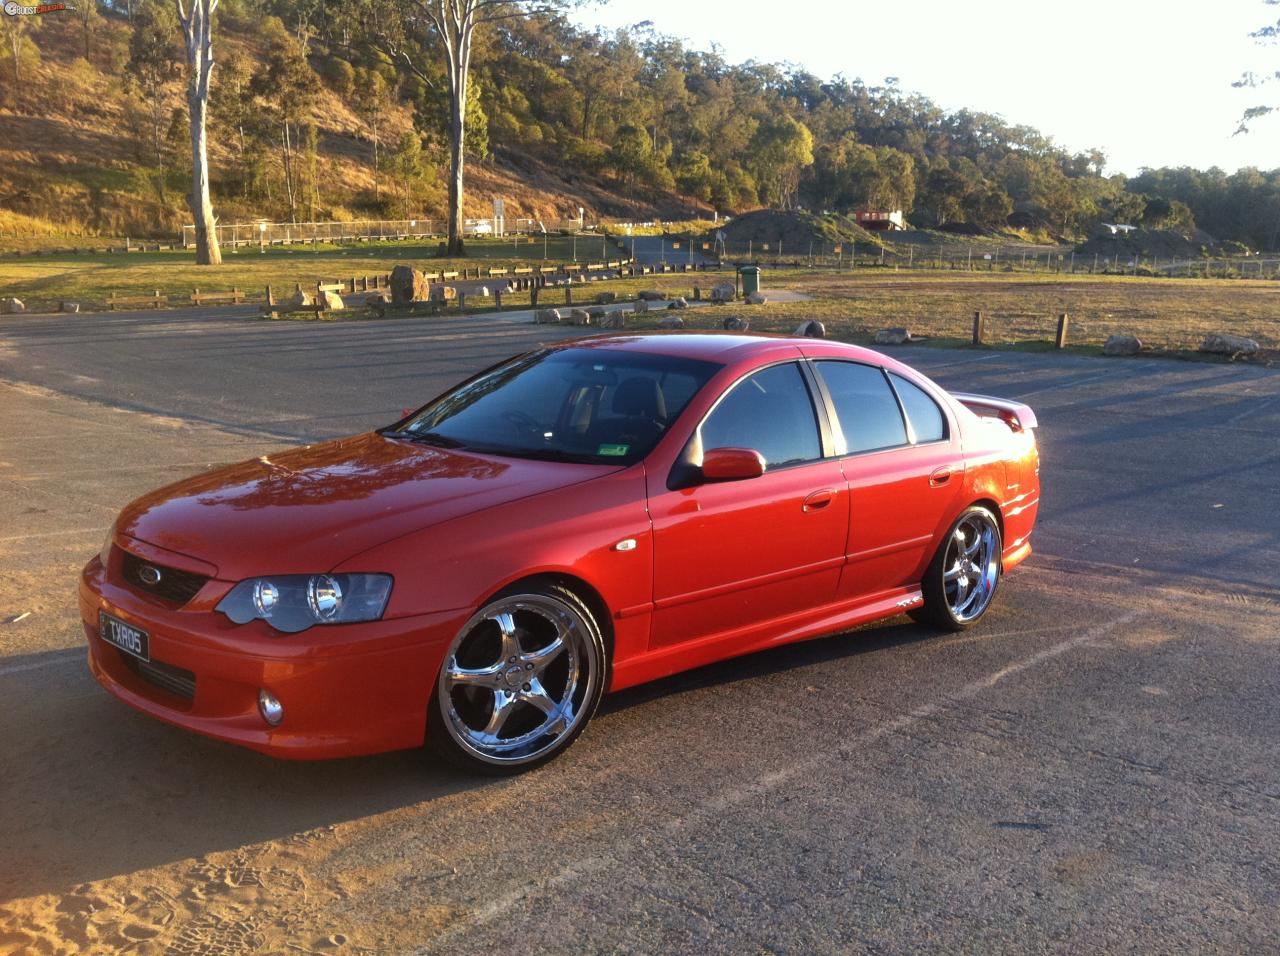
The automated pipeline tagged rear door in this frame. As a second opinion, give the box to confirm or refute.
[648,361,849,648]
[812,360,964,602]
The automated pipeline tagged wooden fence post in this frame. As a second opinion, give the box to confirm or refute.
[531,285,539,307]
[266,284,275,306]
[1055,313,1069,349]
[565,286,573,306]
[972,311,985,346]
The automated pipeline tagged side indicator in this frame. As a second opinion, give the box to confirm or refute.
[614,539,637,552]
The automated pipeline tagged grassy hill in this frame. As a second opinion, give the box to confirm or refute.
[0,11,709,248]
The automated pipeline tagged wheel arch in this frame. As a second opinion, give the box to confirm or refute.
[481,571,615,657]
[966,497,1005,538]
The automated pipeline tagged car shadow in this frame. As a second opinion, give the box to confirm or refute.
[0,647,488,902]
[601,614,939,716]
[3,616,937,903]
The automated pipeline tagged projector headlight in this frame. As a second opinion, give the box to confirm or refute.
[216,573,393,634]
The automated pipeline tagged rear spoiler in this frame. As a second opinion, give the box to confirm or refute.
[950,392,1038,432]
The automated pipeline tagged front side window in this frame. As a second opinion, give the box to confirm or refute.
[699,363,822,468]
[815,361,909,454]
[393,348,720,465]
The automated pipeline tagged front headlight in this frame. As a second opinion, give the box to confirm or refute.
[216,573,393,634]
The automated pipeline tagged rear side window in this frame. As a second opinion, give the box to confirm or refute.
[700,363,821,468]
[889,373,947,443]
[815,361,908,453]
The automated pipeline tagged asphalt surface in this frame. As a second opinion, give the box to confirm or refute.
[2,306,1279,953]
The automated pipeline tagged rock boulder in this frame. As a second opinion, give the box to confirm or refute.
[534,308,562,324]
[0,297,24,314]
[1103,334,1142,356]
[745,291,767,305]
[1200,332,1260,356]
[658,316,685,329]
[794,320,825,339]
[722,316,750,331]
[389,265,428,304]
[873,327,911,345]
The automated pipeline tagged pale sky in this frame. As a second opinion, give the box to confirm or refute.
[571,0,1280,176]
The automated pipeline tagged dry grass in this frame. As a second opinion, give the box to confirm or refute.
[0,238,624,310]
[736,270,1280,353]
[3,254,1277,363]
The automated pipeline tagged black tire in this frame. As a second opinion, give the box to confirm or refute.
[427,583,608,775]
[910,505,1003,631]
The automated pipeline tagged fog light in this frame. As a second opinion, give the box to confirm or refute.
[258,688,284,726]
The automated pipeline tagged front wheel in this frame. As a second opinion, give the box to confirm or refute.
[427,584,607,775]
[911,505,1002,631]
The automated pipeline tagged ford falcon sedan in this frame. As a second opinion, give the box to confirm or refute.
[81,333,1040,773]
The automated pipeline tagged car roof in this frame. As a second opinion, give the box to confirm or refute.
[551,332,888,366]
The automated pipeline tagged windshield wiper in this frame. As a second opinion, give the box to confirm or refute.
[466,445,603,464]
[382,429,466,449]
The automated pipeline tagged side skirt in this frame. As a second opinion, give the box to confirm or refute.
[608,587,924,692]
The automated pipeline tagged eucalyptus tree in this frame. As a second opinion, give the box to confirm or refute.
[176,0,222,264]
[366,0,558,255]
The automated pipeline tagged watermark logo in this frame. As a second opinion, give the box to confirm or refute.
[3,0,75,14]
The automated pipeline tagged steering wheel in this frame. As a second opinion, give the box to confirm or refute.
[503,410,542,434]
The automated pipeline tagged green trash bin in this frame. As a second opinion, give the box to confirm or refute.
[739,265,761,297]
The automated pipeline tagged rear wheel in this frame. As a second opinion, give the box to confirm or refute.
[427,584,607,775]
[911,506,1002,631]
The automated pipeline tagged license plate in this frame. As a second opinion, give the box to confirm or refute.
[99,611,149,662]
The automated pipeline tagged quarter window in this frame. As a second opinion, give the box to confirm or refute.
[889,373,947,443]
[815,361,908,453]
[700,363,822,468]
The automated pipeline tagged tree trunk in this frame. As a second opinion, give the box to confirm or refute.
[446,68,466,256]
[187,82,221,263]
[179,0,222,265]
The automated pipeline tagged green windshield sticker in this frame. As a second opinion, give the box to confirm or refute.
[597,443,630,457]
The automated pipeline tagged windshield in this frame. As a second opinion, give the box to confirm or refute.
[389,348,721,465]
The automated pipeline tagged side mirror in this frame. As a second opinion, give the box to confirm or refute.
[701,447,766,481]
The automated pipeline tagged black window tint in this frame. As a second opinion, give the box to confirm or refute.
[816,361,908,453]
[700,363,821,468]
[890,373,947,443]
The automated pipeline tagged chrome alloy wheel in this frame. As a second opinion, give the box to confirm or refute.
[943,511,1001,623]
[438,593,600,766]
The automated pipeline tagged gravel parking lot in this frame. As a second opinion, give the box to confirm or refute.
[1,307,1278,954]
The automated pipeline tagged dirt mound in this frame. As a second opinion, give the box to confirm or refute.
[1075,227,1220,259]
[709,209,880,249]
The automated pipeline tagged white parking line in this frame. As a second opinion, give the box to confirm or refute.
[0,527,104,543]
[0,650,84,677]
[419,608,1143,950]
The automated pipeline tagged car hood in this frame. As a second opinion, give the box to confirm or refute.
[117,432,617,580]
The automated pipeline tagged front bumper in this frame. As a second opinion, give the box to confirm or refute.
[79,554,466,759]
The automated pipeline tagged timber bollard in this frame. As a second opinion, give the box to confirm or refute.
[495,290,503,309]
[458,293,466,311]
[265,285,275,306]
[531,285,540,307]
[1055,313,1069,349]
[565,286,573,305]
[972,311,985,346]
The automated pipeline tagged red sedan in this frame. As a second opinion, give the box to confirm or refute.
[80,333,1039,773]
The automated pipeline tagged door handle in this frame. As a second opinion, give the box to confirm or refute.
[803,489,836,512]
[929,467,952,487]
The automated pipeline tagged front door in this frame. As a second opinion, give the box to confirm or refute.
[649,362,849,648]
